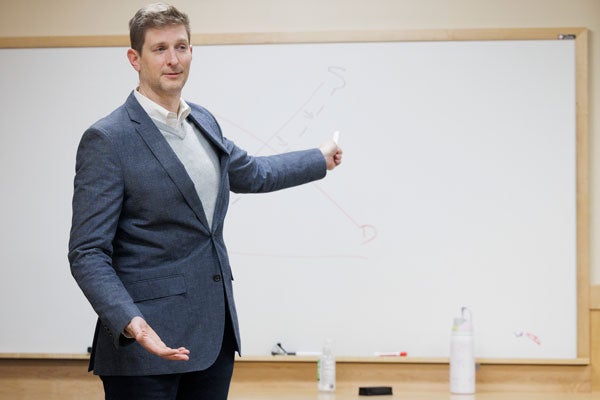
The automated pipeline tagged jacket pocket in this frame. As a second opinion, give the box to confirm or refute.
[125,274,186,303]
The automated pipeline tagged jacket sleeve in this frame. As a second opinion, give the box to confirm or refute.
[226,141,327,194]
[68,127,141,348]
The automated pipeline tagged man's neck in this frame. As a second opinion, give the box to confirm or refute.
[137,86,180,113]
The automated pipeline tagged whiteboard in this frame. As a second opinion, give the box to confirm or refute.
[0,38,578,359]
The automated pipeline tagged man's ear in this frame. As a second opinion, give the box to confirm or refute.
[127,48,141,72]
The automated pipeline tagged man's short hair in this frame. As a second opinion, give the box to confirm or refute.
[129,3,191,54]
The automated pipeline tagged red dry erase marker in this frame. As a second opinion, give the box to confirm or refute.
[373,351,407,357]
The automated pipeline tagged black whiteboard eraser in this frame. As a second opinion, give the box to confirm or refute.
[359,386,393,396]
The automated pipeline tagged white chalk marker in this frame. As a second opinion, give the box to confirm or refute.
[332,130,340,144]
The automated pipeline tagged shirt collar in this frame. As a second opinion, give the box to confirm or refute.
[133,89,191,135]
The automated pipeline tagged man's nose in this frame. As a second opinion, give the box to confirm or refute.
[166,48,179,66]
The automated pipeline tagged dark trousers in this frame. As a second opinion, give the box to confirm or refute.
[100,316,236,400]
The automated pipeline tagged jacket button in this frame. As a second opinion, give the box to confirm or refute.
[213,274,221,282]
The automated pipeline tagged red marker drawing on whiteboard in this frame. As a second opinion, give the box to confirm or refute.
[514,331,541,346]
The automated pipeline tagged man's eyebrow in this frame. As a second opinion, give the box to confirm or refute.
[149,41,167,49]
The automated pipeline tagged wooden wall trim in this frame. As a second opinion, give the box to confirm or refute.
[591,285,600,310]
[576,28,590,359]
[0,27,587,48]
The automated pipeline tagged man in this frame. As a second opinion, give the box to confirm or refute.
[68,3,342,399]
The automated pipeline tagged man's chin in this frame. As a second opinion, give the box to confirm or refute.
[162,80,186,91]
[158,83,185,96]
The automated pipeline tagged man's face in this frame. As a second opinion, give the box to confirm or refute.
[129,24,192,104]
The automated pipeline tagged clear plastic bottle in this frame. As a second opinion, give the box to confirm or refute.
[317,339,336,392]
[450,307,475,394]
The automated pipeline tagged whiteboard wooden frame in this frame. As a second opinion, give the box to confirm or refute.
[0,28,589,364]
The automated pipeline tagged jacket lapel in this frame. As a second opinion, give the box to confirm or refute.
[124,93,211,234]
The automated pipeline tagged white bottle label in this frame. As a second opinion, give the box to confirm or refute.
[318,357,336,392]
